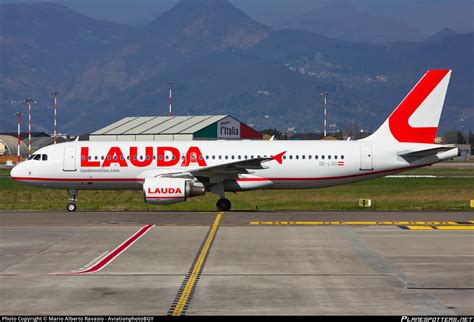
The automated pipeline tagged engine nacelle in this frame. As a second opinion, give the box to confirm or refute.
[143,177,205,205]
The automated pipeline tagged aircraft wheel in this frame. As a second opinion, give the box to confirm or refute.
[216,198,231,212]
[67,203,77,212]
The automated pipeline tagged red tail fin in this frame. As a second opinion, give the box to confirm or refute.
[364,70,451,144]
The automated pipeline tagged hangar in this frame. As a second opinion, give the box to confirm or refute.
[89,115,263,141]
[0,135,28,159]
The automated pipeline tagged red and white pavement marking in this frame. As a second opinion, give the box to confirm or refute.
[62,224,155,275]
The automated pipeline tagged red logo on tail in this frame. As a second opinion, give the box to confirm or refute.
[388,70,449,144]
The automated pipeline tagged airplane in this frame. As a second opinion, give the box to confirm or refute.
[10,69,459,212]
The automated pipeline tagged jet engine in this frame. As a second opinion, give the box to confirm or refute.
[143,177,205,205]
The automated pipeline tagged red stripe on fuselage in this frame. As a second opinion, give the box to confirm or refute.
[12,177,143,182]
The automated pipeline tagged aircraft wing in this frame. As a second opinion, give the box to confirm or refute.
[156,151,286,180]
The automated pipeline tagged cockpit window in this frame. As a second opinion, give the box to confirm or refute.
[28,154,48,161]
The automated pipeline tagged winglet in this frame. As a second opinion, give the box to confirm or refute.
[272,151,286,164]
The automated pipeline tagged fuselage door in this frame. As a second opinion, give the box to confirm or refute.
[360,145,373,171]
[63,146,77,171]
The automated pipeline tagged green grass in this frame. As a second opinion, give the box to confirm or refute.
[1,175,473,211]
[403,167,474,176]
[0,168,12,176]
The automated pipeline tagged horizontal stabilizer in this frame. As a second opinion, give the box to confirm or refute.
[398,147,457,159]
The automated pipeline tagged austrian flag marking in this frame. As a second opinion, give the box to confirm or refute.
[337,161,345,167]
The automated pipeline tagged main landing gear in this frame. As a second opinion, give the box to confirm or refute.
[216,198,231,212]
[67,189,78,212]
[211,182,231,212]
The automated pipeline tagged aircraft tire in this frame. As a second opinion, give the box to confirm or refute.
[67,203,77,212]
[216,198,231,212]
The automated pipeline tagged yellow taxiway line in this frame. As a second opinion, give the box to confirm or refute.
[250,221,463,226]
[404,225,474,230]
[172,212,223,316]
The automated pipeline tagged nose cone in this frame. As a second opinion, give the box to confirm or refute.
[10,163,22,180]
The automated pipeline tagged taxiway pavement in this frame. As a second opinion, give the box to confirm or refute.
[1,210,473,315]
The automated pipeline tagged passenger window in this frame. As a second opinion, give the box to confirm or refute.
[283,156,287,160]
[212,155,216,160]
[328,155,331,160]
[296,155,299,160]
[322,155,325,160]
[341,155,344,160]
[309,155,312,159]
[231,156,235,160]
[225,156,228,160]
[335,155,338,160]
[238,155,241,160]
[42,154,47,161]
[302,155,305,160]
[289,155,293,160]
[219,156,222,160]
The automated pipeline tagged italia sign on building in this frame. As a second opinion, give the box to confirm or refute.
[194,116,262,140]
[218,117,240,138]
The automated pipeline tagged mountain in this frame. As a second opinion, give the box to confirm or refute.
[282,1,421,43]
[424,28,458,43]
[0,3,135,114]
[0,0,472,135]
[148,0,269,50]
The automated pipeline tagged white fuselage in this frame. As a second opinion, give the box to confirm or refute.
[10,140,452,191]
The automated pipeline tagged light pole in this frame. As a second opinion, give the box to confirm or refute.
[51,91,60,144]
[168,81,174,116]
[16,112,22,163]
[24,98,36,157]
[321,92,329,137]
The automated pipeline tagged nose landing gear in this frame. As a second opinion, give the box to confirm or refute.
[67,189,78,212]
